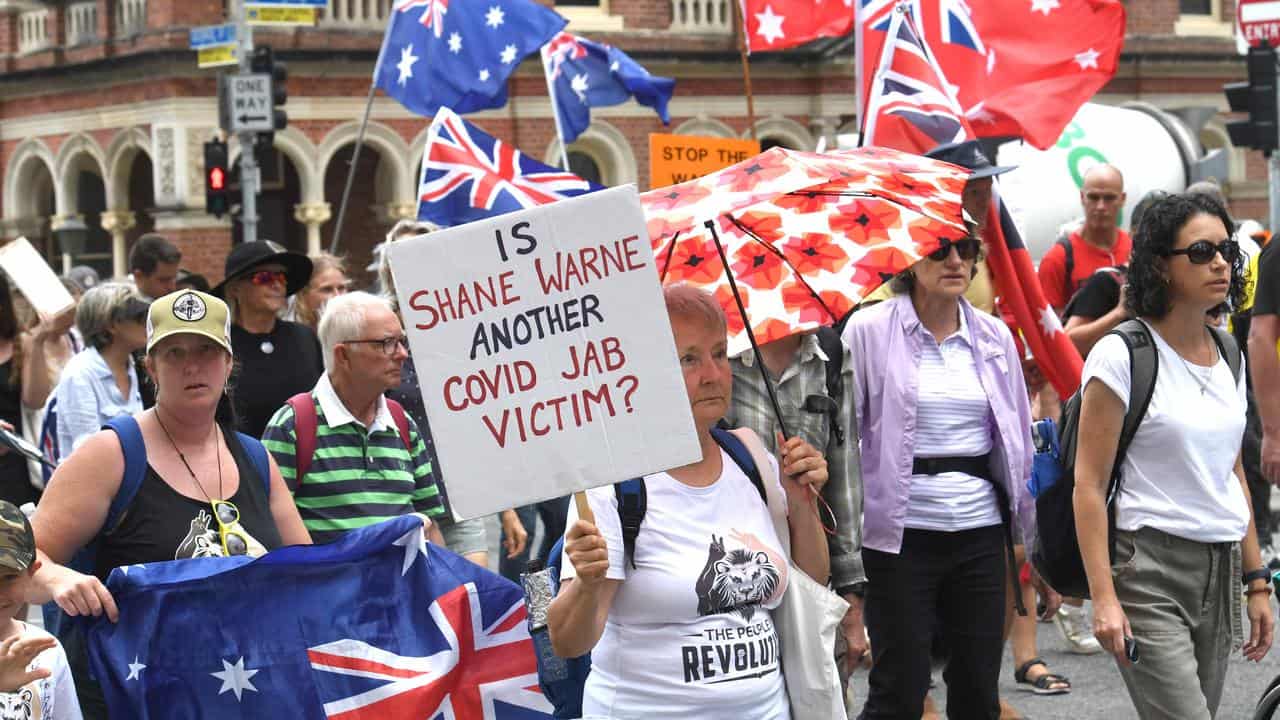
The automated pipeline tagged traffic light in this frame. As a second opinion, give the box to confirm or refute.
[250,46,288,150]
[1225,43,1279,154]
[203,138,229,218]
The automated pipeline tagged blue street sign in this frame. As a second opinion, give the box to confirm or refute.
[189,23,236,49]
[245,0,327,5]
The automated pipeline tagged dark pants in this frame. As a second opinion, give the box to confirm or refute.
[859,525,1007,720]
[499,496,570,582]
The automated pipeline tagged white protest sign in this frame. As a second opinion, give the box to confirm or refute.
[389,186,701,520]
[0,238,74,317]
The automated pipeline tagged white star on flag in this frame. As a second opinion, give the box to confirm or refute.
[754,6,786,45]
[396,44,418,86]
[571,73,589,102]
[392,520,429,575]
[1039,305,1064,337]
[448,32,462,54]
[1030,0,1059,15]
[479,68,491,82]
[126,657,145,681]
[610,60,620,72]
[500,44,517,64]
[1074,48,1100,70]
[211,657,259,701]
[485,5,505,27]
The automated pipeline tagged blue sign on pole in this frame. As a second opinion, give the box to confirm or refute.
[245,0,328,6]
[189,23,236,49]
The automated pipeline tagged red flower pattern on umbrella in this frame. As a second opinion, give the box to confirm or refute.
[781,281,836,325]
[716,151,797,193]
[774,191,839,214]
[664,236,725,285]
[647,215,691,249]
[875,169,935,200]
[850,246,918,289]
[750,317,795,347]
[907,215,963,256]
[829,200,901,246]
[816,289,856,322]
[645,182,713,212]
[714,284,749,336]
[732,243,787,291]
[782,232,849,275]
[733,211,786,243]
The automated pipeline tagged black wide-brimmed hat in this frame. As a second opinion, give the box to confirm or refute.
[926,140,1016,180]
[212,240,313,297]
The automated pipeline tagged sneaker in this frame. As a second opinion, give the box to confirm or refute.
[1054,605,1104,655]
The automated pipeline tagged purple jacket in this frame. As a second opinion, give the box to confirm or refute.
[842,295,1036,554]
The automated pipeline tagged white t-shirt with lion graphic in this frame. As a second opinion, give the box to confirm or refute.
[0,624,81,720]
[563,449,791,719]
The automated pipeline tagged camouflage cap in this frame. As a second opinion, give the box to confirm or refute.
[0,501,35,573]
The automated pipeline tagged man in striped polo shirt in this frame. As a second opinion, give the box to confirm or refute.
[262,292,446,545]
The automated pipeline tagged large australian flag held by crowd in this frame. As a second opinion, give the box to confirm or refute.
[418,106,602,227]
[86,515,553,719]
[374,0,566,116]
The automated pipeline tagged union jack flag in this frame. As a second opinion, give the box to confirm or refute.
[544,32,587,80]
[418,107,600,227]
[861,5,971,153]
[858,0,982,52]
[394,0,448,38]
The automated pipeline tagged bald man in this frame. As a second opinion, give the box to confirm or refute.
[1038,164,1131,313]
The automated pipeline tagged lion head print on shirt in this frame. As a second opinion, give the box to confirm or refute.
[695,530,787,620]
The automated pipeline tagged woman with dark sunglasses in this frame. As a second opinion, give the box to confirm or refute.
[843,231,1040,719]
[26,289,312,718]
[1075,192,1274,718]
[212,241,324,438]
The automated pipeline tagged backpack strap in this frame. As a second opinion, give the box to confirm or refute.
[710,426,766,503]
[235,432,273,498]
[1056,232,1075,295]
[102,416,150,534]
[286,392,319,481]
[386,398,413,452]
[613,479,646,570]
[1106,319,1159,508]
[1208,325,1244,384]
[814,327,847,446]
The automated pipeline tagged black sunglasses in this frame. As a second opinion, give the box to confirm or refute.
[926,238,980,262]
[1165,239,1239,265]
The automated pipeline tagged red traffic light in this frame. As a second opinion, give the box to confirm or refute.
[209,166,226,191]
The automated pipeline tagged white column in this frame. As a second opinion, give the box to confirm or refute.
[293,202,333,256]
[99,210,137,279]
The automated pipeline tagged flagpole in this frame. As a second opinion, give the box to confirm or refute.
[329,85,377,255]
[733,1,758,141]
[540,47,573,170]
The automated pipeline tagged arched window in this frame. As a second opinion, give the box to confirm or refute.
[568,151,603,185]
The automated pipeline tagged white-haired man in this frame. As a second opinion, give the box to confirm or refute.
[262,291,445,545]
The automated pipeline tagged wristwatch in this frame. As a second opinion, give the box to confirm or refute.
[1242,567,1272,586]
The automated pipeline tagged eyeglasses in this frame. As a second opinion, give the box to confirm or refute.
[344,336,409,356]
[248,270,288,287]
[926,238,981,262]
[1165,239,1239,265]
[211,500,250,557]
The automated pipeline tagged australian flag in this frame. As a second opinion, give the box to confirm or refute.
[374,0,566,116]
[542,32,675,145]
[86,515,554,719]
[418,106,602,227]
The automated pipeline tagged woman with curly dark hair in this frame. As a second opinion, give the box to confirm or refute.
[1075,192,1274,718]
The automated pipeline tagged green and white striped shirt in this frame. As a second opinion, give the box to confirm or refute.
[262,374,444,544]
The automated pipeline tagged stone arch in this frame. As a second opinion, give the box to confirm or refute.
[4,137,58,220]
[673,115,737,138]
[317,121,413,204]
[54,133,108,213]
[544,120,638,187]
[745,115,815,151]
[229,127,320,204]
[105,127,151,210]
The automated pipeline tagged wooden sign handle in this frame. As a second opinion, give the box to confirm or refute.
[573,491,595,525]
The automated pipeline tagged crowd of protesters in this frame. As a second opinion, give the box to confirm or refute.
[0,140,1275,720]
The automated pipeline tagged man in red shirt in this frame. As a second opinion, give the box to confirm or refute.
[1037,164,1131,313]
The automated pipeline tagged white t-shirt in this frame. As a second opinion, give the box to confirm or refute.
[0,624,81,720]
[562,450,791,720]
[1081,324,1250,543]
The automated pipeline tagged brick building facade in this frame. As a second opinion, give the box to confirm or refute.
[0,0,1261,284]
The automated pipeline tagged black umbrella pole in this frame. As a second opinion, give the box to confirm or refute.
[704,219,790,439]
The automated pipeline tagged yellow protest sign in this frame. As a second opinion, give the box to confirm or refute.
[649,134,761,189]
[198,44,238,69]
[246,5,317,25]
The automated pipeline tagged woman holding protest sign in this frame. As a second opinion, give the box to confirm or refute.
[1075,192,1273,718]
[547,284,829,719]
[25,289,311,718]
[842,218,1041,718]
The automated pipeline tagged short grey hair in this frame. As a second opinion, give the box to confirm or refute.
[664,284,727,333]
[76,282,147,350]
[317,291,394,373]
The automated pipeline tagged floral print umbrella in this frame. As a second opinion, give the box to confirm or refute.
[641,146,971,356]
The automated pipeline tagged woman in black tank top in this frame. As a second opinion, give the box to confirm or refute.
[21,291,311,719]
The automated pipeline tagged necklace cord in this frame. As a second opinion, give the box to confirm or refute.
[154,409,224,502]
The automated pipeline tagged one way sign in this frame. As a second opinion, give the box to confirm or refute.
[222,73,274,133]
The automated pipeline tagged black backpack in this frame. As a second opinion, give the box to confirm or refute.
[1032,319,1243,598]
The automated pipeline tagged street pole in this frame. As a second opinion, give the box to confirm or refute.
[236,0,259,244]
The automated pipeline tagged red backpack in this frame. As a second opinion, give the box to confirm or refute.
[286,393,413,479]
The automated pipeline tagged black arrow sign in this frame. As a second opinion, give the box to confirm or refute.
[238,114,267,124]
